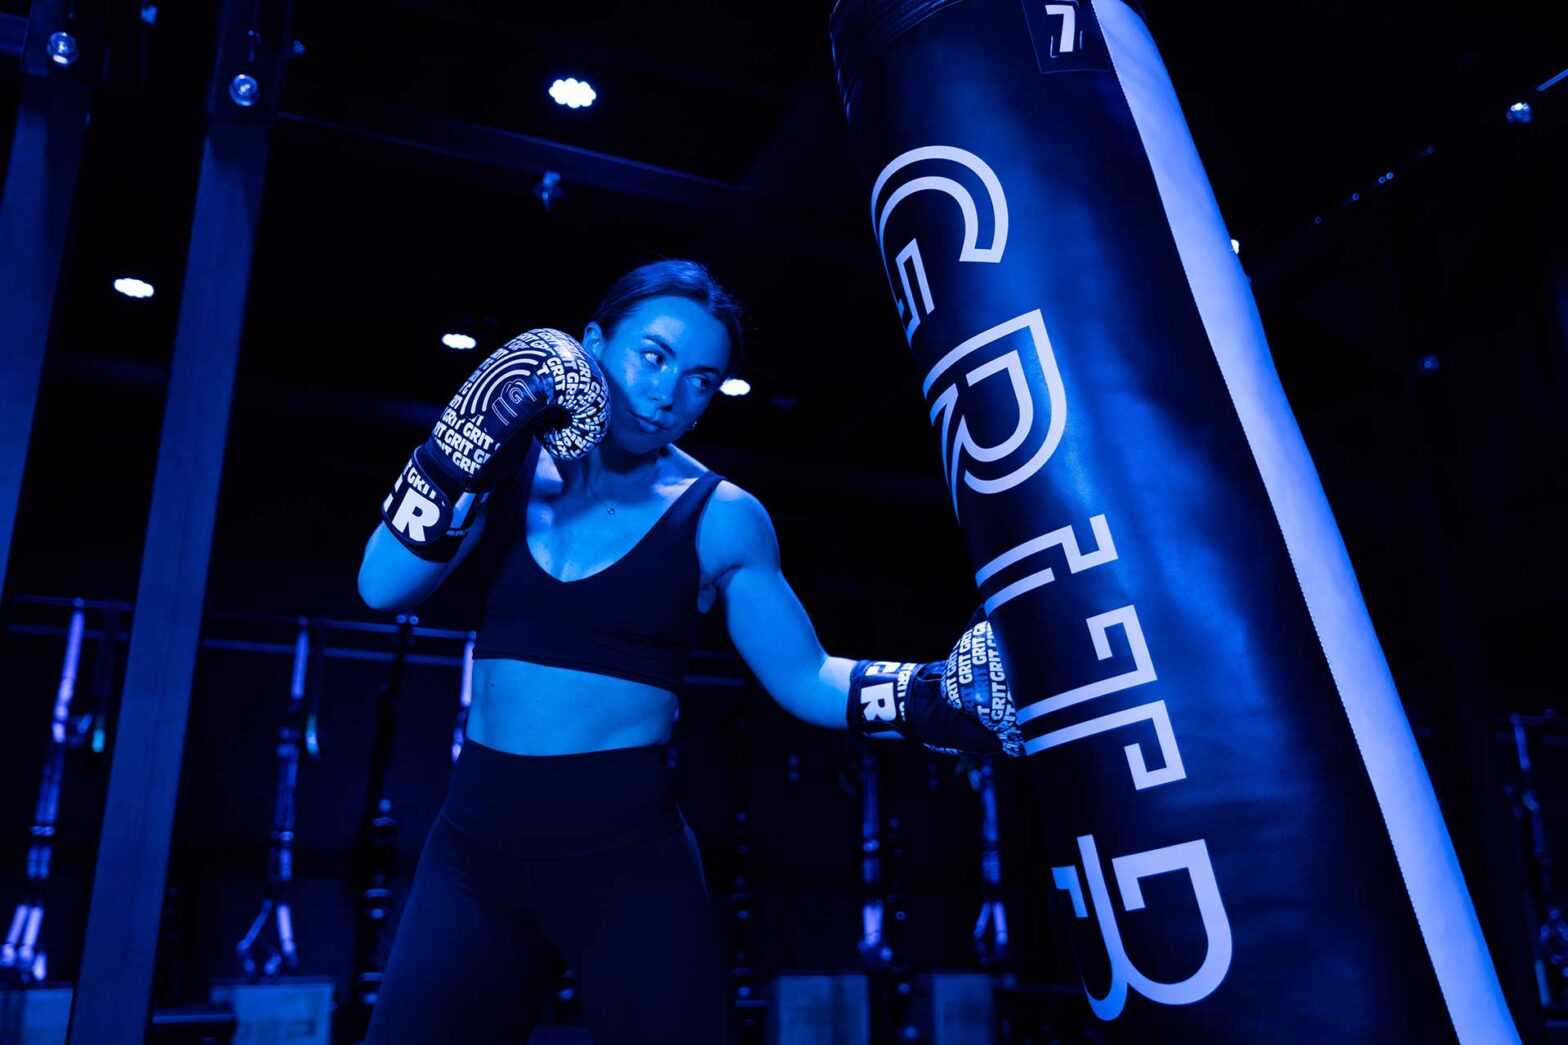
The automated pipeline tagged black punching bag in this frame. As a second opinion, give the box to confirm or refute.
[828,1,1519,1040]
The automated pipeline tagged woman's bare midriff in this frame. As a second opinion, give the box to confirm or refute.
[467,657,679,755]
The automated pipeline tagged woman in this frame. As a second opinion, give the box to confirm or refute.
[358,260,1020,1043]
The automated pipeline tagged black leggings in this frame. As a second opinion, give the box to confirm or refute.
[364,739,730,1044]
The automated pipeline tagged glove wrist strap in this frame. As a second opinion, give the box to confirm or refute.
[380,444,488,563]
[847,659,999,755]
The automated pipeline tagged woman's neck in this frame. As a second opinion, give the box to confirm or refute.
[562,441,666,501]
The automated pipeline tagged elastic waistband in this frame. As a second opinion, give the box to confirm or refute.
[441,738,683,859]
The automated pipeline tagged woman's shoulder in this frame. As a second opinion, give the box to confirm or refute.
[689,473,775,579]
[665,446,755,509]
[662,443,710,481]
[666,447,773,576]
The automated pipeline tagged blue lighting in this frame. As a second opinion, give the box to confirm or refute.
[1506,102,1531,125]
[113,277,155,299]
[1419,355,1442,373]
[46,31,79,66]
[1538,67,1568,93]
[441,333,477,351]
[548,78,597,109]
[719,377,751,397]
[229,74,259,108]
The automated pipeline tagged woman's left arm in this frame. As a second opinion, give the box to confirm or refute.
[706,483,1022,756]
[705,485,855,729]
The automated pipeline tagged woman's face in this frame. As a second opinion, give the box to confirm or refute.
[585,295,730,453]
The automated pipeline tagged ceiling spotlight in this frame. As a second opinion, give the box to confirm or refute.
[720,377,751,397]
[1419,355,1441,373]
[549,78,597,109]
[1506,101,1532,125]
[113,277,155,299]
[441,333,477,350]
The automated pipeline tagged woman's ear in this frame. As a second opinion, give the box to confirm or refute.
[582,321,604,356]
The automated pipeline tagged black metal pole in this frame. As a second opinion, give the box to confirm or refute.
[68,0,291,1037]
[0,0,101,599]
[347,615,415,1043]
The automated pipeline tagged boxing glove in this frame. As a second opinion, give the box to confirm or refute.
[381,328,609,561]
[848,614,1024,757]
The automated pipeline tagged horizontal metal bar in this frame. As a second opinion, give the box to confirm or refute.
[0,12,25,60]
[278,97,767,213]
[271,97,870,264]
[2,622,748,683]
[1505,713,1567,733]
[7,595,743,666]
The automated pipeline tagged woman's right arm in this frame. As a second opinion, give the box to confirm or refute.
[361,326,607,612]
[357,509,489,613]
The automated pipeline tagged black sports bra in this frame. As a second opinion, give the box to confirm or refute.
[471,443,724,691]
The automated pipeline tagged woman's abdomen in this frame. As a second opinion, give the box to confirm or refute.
[468,657,679,755]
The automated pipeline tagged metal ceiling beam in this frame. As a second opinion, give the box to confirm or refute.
[279,96,767,213]
[0,12,26,59]
[276,95,871,262]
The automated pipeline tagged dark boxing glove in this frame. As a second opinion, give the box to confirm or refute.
[381,328,610,561]
[848,615,1024,757]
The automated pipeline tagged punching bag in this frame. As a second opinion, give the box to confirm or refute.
[827,2,1519,1040]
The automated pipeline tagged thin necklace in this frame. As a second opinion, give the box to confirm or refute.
[582,459,659,516]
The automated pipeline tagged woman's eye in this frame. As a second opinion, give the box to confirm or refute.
[642,349,663,366]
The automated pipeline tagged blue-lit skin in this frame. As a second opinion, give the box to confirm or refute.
[581,295,728,459]
[359,296,860,755]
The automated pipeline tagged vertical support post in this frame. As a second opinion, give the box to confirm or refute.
[0,0,101,598]
[68,0,290,1038]
[67,118,267,1045]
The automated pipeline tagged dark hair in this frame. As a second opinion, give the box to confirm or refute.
[591,259,746,379]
